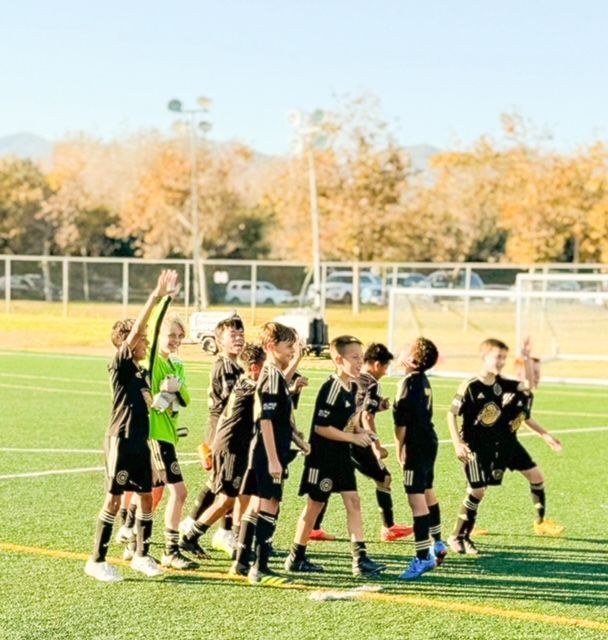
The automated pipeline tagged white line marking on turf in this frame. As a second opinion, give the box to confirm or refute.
[0,466,105,480]
[0,447,103,454]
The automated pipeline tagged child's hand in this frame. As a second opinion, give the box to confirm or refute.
[153,270,180,299]
[160,375,181,393]
[543,433,563,452]
[379,397,390,412]
[268,459,283,480]
[455,442,472,463]
[294,376,309,391]
[351,432,373,448]
[299,442,311,456]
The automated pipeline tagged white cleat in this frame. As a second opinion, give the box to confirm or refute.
[122,545,135,561]
[212,528,237,558]
[131,554,163,577]
[85,559,123,583]
[179,517,196,536]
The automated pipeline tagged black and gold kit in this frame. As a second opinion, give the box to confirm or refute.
[450,374,520,488]
[299,374,359,502]
[393,371,438,493]
[207,354,243,443]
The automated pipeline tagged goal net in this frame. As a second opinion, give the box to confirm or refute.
[387,277,608,385]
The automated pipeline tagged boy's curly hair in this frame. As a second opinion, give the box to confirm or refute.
[111,319,134,348]
[410,337,439,372]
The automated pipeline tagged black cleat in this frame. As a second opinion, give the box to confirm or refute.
[284,554,325,573]
[352,555,387,577]
[228,561,249,577]
[179,537,211,560]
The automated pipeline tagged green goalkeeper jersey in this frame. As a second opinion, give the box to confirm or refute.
[145,297,191,445]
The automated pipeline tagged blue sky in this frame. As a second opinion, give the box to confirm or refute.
[2,0,607,154]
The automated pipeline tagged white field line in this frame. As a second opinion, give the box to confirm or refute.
[0,458,201,481]
[0,447,199,456]
[2,428,606,480]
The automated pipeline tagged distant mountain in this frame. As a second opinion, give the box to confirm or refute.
[0,132,53,162]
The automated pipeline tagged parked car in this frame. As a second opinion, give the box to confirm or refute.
[0,273,61,300]
[393,272,428,288]
[308,270,382,304]
[422,270,485,290]
[225,280,295,305]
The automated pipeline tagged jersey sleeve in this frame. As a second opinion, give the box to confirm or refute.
[146,296,172,377]
[314,380,338,428]
[290,371,303,410]
[208,361,229,416]
[257,367,281,422]
[450,378,472,416]
[362,379,381,415]
[392,378,411,427]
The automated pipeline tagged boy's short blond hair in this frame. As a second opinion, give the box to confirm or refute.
[329,335,363,359]
[163,312,186,335]
[259,322,297,348]
[480,338,509,355]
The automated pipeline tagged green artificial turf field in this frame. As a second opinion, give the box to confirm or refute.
[0,350,607,640]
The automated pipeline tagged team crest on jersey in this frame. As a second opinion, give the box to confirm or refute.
[479,402,501,426]
[492,469,504,481]
[116,470,129,485]
[493,383,502,396]
[319,478,333,492]
[171,461,181,476]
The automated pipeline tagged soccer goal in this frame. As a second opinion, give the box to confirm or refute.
[387,276,608,385]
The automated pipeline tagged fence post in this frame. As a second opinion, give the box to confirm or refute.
[463,265,471,331]
[122,261,129,317]
[184,262,191,328]
[62,258,69,317]
[352,262,360,315]
[251,262,257,325]
[4,257,10,313]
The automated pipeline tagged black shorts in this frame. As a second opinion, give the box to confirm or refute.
[350,445,390,484]
[403,445,437,494]
[104,436,152,495]
[299,452,357,503]
[210,449,249,498]
[492,438,536,484]
[150,440,184,486]
[463,444,498,489]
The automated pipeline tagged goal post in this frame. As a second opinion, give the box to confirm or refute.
[387,280,608,385]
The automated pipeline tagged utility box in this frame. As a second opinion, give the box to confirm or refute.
[274,309,328,357]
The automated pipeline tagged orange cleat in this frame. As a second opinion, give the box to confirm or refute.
[308,529,336,542]
[380,523,414,541]
[197,442,213,471]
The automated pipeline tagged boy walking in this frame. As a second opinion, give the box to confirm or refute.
[286,335,386,577]
[393,337,447,580]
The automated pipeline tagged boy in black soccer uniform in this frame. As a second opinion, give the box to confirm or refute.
[393,337,447,580]
[244,322,308,585]
[179,343,266,558]
[310,343,413,542]
[447,338,522,555]
[183,315,245,556]
[286,336,386,577]
[492,346,564,536]
[84,270,179,582]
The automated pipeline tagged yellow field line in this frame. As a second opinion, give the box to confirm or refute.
[1,542,607,632]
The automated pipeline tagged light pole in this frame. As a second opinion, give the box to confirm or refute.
[288,109,326,314]
[168,97,213,310]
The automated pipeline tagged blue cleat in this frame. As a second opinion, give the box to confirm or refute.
[433,540,448,566]
[398,555,436,580]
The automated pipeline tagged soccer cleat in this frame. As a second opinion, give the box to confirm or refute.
[131,554,163,577]
[284,554,325,573]
[533,519,565,537]
[447,536,465,554]
[179,537,211,560]
[352,555,387,577]
[197,442,213,471]
[114,525,135,545]
[179,517,196,536]
[228,561,249,577]
[380,523,414,542]
[84,559,123,583]
[308,529,337,542]
[212,528,237,558]
[398,555,437,580]
[161,551,199,570]
[462,537,479,555]
[248,566,290,586]
[122,545,135,562]
[433,540,448,566]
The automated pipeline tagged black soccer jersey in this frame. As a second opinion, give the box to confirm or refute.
[393,371,437,451]
[356,371,383,415]
[252,362,294,466]
[502,389,533,436]
[450,374,520,446]
[106,342,152,441]
[213,376,257,456]
[207,355,244,430]
[308,374,358,461]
